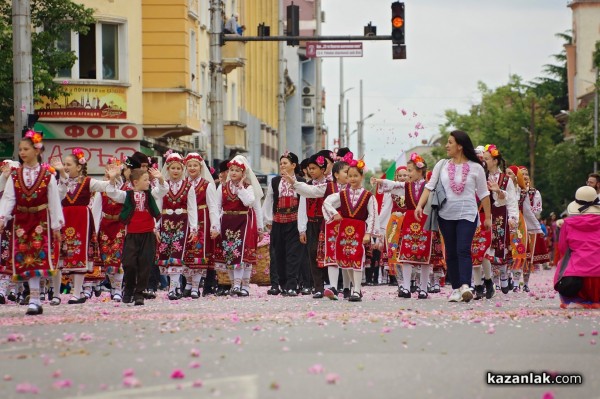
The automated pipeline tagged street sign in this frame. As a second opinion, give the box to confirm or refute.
[306,42,363,58]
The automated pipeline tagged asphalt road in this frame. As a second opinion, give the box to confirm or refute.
[0,269,599,399]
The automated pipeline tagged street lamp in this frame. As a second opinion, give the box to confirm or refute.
[357,112,375,158]
[339,87,354,148]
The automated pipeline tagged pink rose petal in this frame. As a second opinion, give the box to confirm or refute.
[542,391,555,399]
[192,379,204,388]
[308,364,324,374]
[52,379,73,389]
[16,383,40,394]
[122,376,141,388]
[326,373,340,384]
[170,369,185,379]
[233,336,242,345]
[189,361,201,369]
[52,370,62,379]
[592,330,598,336]
[122,368,135,377]
[190,348,200,357]
[591,339,597,345]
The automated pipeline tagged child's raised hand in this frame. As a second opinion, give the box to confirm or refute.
[148,167,162,180]
[0,162,10,177]
[332,213,342,222]
[51,157,64,172]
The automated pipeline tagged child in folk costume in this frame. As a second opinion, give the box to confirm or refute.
[51,149,111,305]
[90,158,130,302]
[263,151,308,296]
[106,166,168,305]
[515,166,547,292]
[372,153,439,299]
[182,153,219,298]
[0,131,64,315]
[323,158,379,302]
[156,152,198,300]
[474,145,519,299]
[213,155,263,296]
[505,165,528,289]
[0,161,22,304]
[376,165,409,289]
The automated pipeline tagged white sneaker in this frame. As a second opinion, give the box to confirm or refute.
[460,284,473,303]
[448,289,461,302]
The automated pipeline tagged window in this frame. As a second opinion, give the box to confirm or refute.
[58,21,125,82]
[190,30,198,92]
[199,0,209,28]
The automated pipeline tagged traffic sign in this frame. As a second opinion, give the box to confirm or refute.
[306,42,363,58]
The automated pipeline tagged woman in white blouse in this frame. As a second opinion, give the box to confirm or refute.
[415,131,492,303]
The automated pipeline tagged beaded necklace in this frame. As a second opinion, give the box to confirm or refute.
[448,161,470,194]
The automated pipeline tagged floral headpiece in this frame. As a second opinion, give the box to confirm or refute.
[165,152,184,166]
[227,159,246,171]
[341,152,354,164]
[24,130,43,149]
[107,157,123,169]
[184,152,204,165]
[484,144,499,157]
[72,148,87,165]
[348,158,366,171]
[316,156,326,167]
[410,153,425,169]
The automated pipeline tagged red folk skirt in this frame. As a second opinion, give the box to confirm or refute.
[97,215,126,275]
[385,212,405,269]
[398,210,433,265]
[61,206,97,274]
[0,220,13,276]
[319,219,340,268]
[510,212,528,271]
[335,218,366,270]
[214,211,257,270]
[472,211,491,266]
[184,206,215,270]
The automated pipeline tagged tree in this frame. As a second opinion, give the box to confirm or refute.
[0,0,95,131]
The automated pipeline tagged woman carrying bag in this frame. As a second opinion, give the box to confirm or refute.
[415,130,492,303]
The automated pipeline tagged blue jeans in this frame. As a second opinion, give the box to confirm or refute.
[438,217,478,289]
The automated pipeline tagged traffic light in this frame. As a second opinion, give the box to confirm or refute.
[286,3,300,46]
[391,1,406,59]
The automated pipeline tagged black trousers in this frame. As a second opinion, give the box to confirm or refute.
[269,221,303,291]
[306,220,326,293]
[122,232,156,300]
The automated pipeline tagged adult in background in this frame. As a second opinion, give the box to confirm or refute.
[554,186,600,308]
[586,173,600,200]
[415,130,491,303]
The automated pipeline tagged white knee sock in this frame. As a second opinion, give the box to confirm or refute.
[28,277,41,306]
[72,274,85,298]
[242,267,252,290]
[112,273,123,292]
[192,274,202,292]
[394,264,402,286]
[169,273,181,292]
[499,265,508,287]
[352,270,363,294]
[473,266,482,286]
[233,269,244,289]
[482,259,493,280]
[401,264,413,290]
[420,265,431,292]
[327,267,339,289]
[51,270,62,293]
[0,276,9,296]
[342,269,351,290]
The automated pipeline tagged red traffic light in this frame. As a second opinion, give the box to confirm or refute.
[392,16,404,28]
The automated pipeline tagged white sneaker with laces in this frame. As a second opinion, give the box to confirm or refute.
[460,284,473,302]
[448,289,461,302]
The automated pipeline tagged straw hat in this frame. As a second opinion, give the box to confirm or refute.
[567,186,600,215]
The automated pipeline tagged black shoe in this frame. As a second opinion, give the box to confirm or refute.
[286,289,298,297]
[410,280,418,293]
[523,284,530,293]
[507,277,514,291]
[312,291,323,299]
[191,290,200,299]
[93,286,102,297]
[0,293,5,304]
[388,276,398,286]
[168,290,181,300]
[122,292,134,304]
[473,285,485,300]
[202,286,216,297]
[47,288,54,301]
[25,303,43,315]
[182,288,192,298]
[216,287,230,296]
[134,297,144,306]
[267,287,281,295]
[300,287,312,296]
[484,278,495,299]
[349,291,362,302]
[343,288,351,299]
[67,294,86,304]
[431,284,441,294]
[500,279,510,294]
[7,292,16,302]
[417,291,429,299]
[238,288,250,297]
[398,286,411,299]
[19,294,30,306]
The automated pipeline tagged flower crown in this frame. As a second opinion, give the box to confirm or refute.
[341,152,354,164]
[24,130,43,149]
[107,157,123,169]
[184,153,204,165]
[41,162,56,174]
[348,158,366,171]
[410,153,425,169]
[316,156,325,167]
[165,152,184,165]
[227,159,246,171]
[72,148,87,165]
[484,144,499,157]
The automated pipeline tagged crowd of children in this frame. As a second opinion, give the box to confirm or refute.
[0,128,576,316]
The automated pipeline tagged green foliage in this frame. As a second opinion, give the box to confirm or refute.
[0,0,95,130]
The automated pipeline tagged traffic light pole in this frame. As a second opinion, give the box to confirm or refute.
[223,35,393,42]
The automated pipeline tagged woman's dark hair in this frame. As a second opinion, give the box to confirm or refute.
[66,154,88,177]
[331,161,348,182]
[450,130,480,164]
[19,137,44,164]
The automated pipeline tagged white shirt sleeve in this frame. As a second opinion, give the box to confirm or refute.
[379,193,393,232]
[505,179,519,222]
[262,182,274,226]
[425,160,445,191]
[187,186,198,231]
[532,190,542,217]
[214,185,223,231]
[152,180,169,200]
[57,177,68,200]
[377,179,405,195]
[474,163,490,200]
[298,196,307,233]
[105,183,127,204]
[237,185,256,207]
[0,176,16,220]
[0,173,8,193]
[47,175,65,230]
[366,195,379,236]
[253,198,264,230]
[293,181,326,198]
[91,192,103,233]
[323,193,341,222]
[89,178,111,193]
[206,182,220,232]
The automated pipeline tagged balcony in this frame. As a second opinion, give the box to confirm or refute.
[224,120,247,150]
[222,39,245,74]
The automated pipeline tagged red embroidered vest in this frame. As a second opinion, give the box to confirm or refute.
[62,176,92,207]
[339,188,372,221]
